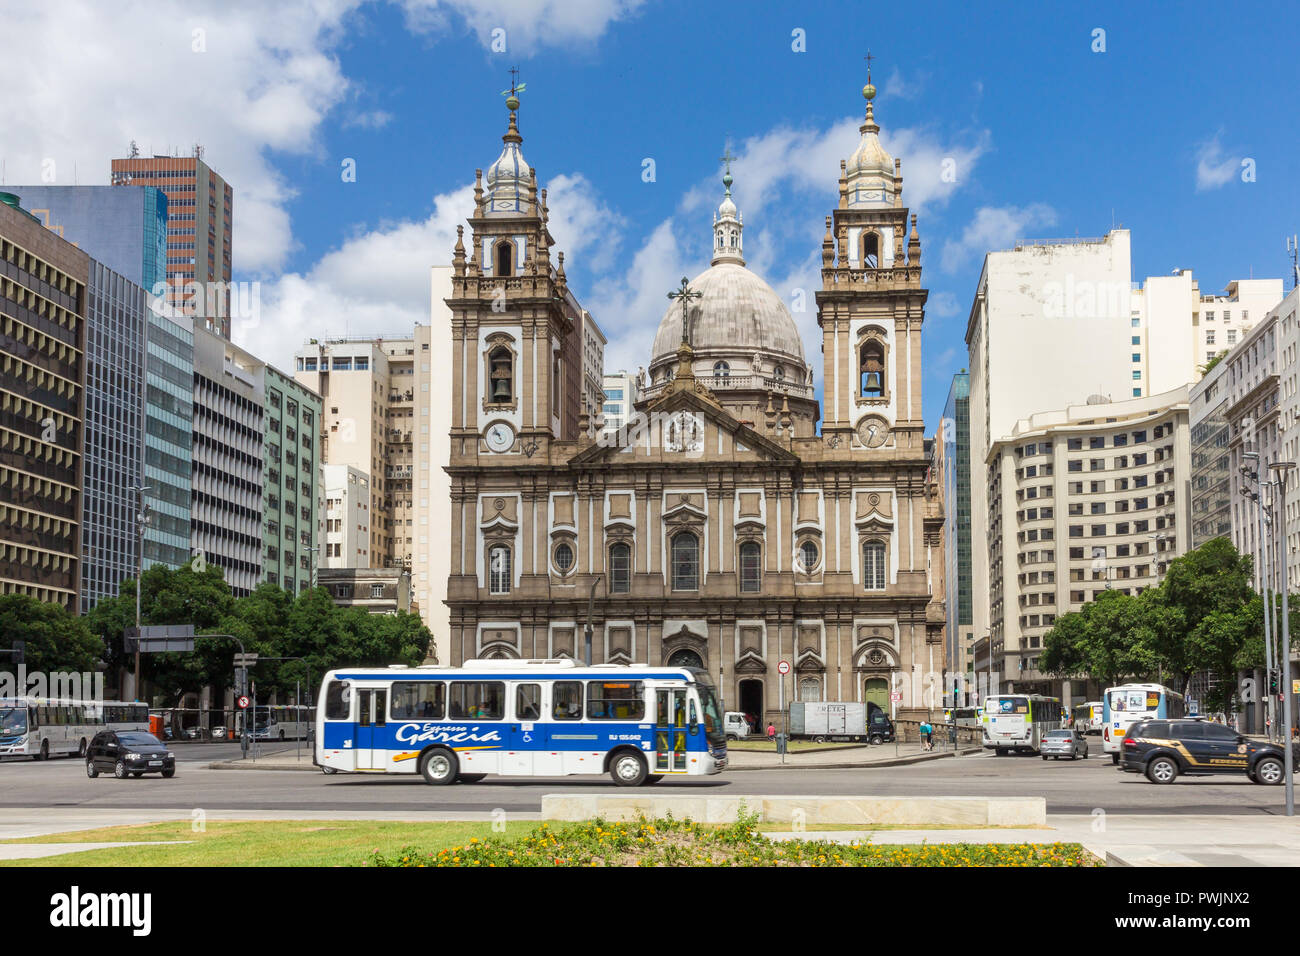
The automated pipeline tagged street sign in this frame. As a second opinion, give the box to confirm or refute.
[1188,699,1199,716]
[890,692,902,702]
[237,695,250,709]
[1293,680,1300,695]
[233,653,259,667]
[777,660,790,675]
[125,624,196,653]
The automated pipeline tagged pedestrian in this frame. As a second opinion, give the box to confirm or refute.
[766,722,775,741]
[920,719,933,751]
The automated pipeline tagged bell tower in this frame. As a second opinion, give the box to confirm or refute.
[816,61,928,454]
[447,76,576,464]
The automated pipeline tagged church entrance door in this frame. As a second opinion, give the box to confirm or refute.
[864,677,889,715]
[738,680,763,732]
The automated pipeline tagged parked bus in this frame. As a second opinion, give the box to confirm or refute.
[315,659,727,786]
[252,704,314,740]
[0,698,148,760]
[981,694,1063,754]
[1072,701,1105,735]
[1101,683,1185,764]
[944,707,983,728]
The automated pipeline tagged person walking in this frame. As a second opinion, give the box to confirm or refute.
[920,719,933,751]
[766,722,776,741]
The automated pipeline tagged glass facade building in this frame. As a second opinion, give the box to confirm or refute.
[143,306,194,570]
[942,372,973,679]
[8,185,168,293]
[80,263,146,609]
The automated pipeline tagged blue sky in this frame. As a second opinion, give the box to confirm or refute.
[5,0,1298,429]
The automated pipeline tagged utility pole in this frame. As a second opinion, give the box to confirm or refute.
[583,575,602,666]
[130,482,152,700]
[1269,460,1296,816]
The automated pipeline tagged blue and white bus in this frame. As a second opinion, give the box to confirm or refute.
[1101,683,1185,763]
[314,660,728,786]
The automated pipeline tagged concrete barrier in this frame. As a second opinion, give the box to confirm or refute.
[540,794,1045,827]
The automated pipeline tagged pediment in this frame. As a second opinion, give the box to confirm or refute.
[734,650,767,674]
[568,388,799,466]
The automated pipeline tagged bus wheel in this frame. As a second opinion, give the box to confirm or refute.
[36,739,48,761]
[419,748,458,786]
[322,766,338,774]
[78,739,87,758]
[645,774,664,785]
[610,751,648,787]
[278,731,285,740]
[456,773,487,784]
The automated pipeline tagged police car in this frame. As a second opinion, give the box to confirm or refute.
[1120,718,1294,785]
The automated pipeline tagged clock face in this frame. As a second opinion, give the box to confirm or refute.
[484,422,515,453]
[665,412,703,453]
[857,416,890,449]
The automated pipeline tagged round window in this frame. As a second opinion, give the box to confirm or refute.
[798,539,819,572]
[554,542,575,574]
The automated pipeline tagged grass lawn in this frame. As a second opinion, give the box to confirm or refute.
[0,820,533,868]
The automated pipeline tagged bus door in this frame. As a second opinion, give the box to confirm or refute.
[654,688,689,773]
[355,688,388,770]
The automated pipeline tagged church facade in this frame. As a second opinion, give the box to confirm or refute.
[445,78,946,724]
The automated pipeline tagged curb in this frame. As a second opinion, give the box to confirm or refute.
[207,761,321,772]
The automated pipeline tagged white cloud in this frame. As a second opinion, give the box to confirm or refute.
[1195,134,1241,191]
[885,66,925,100]
[0,0,363,276]
[397,0,647,51]
[927,290,961,319]
[342,109,394,129]
[940,203,1058,273]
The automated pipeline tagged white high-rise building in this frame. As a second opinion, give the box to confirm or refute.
[322,464,371,569]
[600,370,639,437]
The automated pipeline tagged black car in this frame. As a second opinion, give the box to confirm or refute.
[86,731,176,779]
[1121,718,1294,785]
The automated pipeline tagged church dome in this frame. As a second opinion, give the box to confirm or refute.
[649,262,806,371]
[484,106,529,213]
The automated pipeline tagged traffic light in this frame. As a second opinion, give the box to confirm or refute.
[1269,670,1279,696]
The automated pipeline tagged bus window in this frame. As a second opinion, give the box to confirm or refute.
[515,684,541,721]
[324,681,352,720]
[586,681,645,721]
[449,682,504,720]
[391,682,444,720]
[553,682,583,720]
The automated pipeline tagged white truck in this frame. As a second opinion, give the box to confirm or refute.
[789,701,895,744]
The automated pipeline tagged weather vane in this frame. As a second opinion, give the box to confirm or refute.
[501,67,525,110]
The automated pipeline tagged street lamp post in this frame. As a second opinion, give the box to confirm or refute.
[129,483,152,700]
[1268,460,1295,817]
[1242,453,1276,738]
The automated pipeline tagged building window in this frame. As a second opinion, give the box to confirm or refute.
[495,240,513,277]
[609,543,631,593]
[671,532,699,591]
[799,677,821,702]
[798,539,819,573]
[489,347,513,404]
[861,231,879,268]
[859,340,885,398]
[713,360,730,380]
[371,584,384,598]
[489,545,511,594]
[554,541,575,575]
[739,541,761,592]
[862,539,887,590]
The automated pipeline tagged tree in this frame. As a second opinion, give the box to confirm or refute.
[0,594,106,676]
[1041,590,1157,688]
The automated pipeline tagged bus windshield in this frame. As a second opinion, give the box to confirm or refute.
[988,697,1029,715]
[0,707,27,736]
[696,682,725,747]
[1109,689,1151,713]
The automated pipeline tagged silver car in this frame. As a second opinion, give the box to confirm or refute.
[1040,729,1089,761]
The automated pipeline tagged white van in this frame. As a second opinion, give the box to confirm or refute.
[723,712,751,740]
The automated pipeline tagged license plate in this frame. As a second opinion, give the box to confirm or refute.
[149,760,162,766]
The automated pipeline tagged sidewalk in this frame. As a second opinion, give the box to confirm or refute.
[205,742,982,772]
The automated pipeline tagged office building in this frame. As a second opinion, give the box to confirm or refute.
[601,370,639,437]
[141,302,194,571]
[939,372,973,689]
[322,464,371,569]
[111,151,233,338]
[263,365,323,594]
[0,193,88,612]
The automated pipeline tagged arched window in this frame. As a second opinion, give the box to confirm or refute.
[774,365,785,382]
[713,360,730,380]
[489,346,513,404]
[799,677,821,703]
[671,531,699,591]
[862,539,887,591]
[552,352,562,411]
[495,240,514,277]
[609,542,631,593]
[861,231,879,269]
[739,541,761,592]
[489,545,512,594]
[668,648,704,670]
[860,340,885,398]
[730,230,738,248]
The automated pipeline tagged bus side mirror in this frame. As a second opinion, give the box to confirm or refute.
[689,720,698,736]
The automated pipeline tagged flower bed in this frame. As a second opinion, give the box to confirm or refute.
[367,814,1099,868]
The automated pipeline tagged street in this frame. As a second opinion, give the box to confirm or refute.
[2,745,1292,817]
